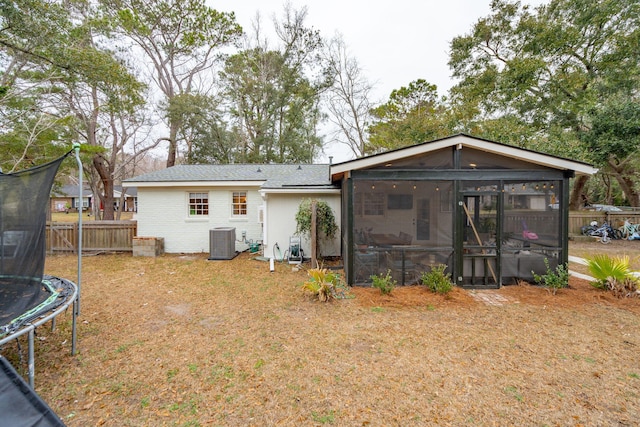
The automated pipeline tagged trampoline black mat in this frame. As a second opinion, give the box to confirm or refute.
[0,276,76,338]
[0,355,65,427]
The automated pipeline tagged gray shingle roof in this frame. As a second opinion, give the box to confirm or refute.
[124,164,336,189]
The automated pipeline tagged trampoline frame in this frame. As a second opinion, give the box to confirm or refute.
[0,276,78,388]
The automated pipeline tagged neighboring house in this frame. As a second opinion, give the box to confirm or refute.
[114,186,137,212]
[50,185,93,213]
[51,185,137,214]
[331,134,598,288]
[123,164,341,257]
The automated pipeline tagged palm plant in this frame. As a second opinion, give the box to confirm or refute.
[302,267,341,302]
[586,255,639,298]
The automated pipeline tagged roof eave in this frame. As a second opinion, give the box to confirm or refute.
[330,134,598,178]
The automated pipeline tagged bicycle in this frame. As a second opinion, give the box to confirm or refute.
[619,219,640,240]
[581,221,620,244]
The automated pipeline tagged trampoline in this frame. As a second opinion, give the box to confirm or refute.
[0,151,80,426]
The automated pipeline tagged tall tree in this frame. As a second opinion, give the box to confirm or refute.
[448,0,640,207]
[217,6,326,163]
[322,35,374,158]
[104,0,242,167]
[580,97,640,206]
[58,1,148,220]
[368,79,453,153]
[0,0,79,171]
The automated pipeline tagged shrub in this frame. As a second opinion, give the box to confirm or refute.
[586,255,639,298]
[371,270,396,295]
[532,258,569,295]
[421,264,453,294]
[302,267,340,302]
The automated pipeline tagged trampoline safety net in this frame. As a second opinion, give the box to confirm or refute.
[0,154,68,337]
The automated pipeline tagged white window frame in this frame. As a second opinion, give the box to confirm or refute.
[231,191,247,217]
[188,192,209,217]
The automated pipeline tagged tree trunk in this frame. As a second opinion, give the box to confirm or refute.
[569,175,589,210]
[166,122,179,167]
[608,160,640,207]
[93,153,115,220]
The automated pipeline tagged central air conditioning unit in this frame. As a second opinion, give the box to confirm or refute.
[208,227,237,260]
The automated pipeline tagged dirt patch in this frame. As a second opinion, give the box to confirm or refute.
[1,241,639,426]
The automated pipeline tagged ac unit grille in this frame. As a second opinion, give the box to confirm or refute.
[208,227,236,260]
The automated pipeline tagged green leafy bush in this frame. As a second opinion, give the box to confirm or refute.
[371,270,396,295]
[421,264,453,294]
[532,258,569,295]
[295,199,338,240]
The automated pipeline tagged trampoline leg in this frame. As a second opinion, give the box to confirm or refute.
[28,328,35,388]
[71,298,78,356]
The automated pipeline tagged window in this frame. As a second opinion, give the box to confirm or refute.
[363,192,384,216]
[188,192,208,216]
[354,192,385,216]
[232,192,247,216]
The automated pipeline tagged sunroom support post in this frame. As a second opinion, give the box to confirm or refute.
[345,177,354,285]
[560,173,572,267]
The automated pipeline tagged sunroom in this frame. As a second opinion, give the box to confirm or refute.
[331,134,597,289]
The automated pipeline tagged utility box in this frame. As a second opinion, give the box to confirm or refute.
[209,227,236,260]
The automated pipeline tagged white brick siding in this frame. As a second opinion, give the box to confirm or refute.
[136,186,264,253]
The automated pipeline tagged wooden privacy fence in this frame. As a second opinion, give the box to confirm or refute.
[46,221,137,253]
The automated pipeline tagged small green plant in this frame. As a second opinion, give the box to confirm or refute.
[371,270,396,295]
[532,259,568,295]
[586,254,640,298]
[421,264,453,294]
[311,410,335,424]
[504,385,524,402]
[301,267,345,302]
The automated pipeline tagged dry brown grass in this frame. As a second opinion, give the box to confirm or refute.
[2,240,640,426]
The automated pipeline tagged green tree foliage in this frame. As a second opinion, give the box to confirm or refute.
[295,198,338,259]
[368,79,454,153]
[295,198,338,241]
[215,7,325,164]
[0,0,145,185]
[448,0,640,206]
[580,98,640,206]
[104,0,243,167]
[219,48,323,163]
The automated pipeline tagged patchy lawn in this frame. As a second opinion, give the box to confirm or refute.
[2,240,640,426]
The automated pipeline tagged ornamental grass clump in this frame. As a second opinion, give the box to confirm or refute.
[586,254,640,298]
[302,267,340,302]
[371,270,396,295]
[421,264,453,294]
[301,267,352,302]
